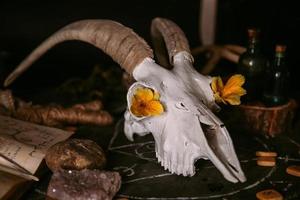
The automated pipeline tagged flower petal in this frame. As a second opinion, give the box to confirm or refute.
[211,76,224,94]
[146,100,164,116]
[134,88,154,102]
[222,74,245,94]
[153,91,160,100]
[211,74,246,105]
[223,95,242,105]
[221,74,246,100]
[130,98,143,117]
[222,87,246,99]
[226,74,245,86]
[130,87,164,117]
[213,92,224,104]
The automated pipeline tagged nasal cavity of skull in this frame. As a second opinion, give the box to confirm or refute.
[175,102,189,111]
[184,141,188,147]
[200,122,215,135]
[160,82,166,90]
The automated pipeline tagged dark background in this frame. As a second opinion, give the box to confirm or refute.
[0,0,299,95]
[1,1,300,199]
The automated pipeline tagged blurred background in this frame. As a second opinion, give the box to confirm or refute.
[0,0,299,97]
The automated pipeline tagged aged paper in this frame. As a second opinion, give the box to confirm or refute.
[0,115,73,179]
[0,171,27,200]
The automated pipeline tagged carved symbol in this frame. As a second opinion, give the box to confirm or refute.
[113,164,137,177]
[109,119,300,199]
[134,142,156,162]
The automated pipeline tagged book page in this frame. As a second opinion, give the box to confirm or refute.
[0,115,73,175]
[0,171,27,200]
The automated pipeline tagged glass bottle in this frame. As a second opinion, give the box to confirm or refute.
[263,45,289,106]
[237,28,269,102]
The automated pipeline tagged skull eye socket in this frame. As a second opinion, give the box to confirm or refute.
[175,102,189,111]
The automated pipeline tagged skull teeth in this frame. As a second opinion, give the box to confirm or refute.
[156,153,194,176]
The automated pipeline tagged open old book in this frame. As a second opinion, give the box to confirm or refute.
[0,115,74,199]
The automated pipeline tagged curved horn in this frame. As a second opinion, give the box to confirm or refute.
[4,19,153,87]
[151,17,191,68]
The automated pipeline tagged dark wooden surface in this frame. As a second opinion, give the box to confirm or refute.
[18,78,300,199]
[1,48,299,200]
[0,54,298,199]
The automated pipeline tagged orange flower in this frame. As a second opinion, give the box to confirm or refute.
[130,87,164,117]
[211,74,246,105]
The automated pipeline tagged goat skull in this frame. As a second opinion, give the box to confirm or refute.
[4,18,246,183]
[125,53,246,182]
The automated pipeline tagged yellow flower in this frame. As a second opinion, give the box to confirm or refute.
[211,74,246,105]
[130,87,164,117]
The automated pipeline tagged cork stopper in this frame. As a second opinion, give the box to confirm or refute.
[275,45,287,53]
[247,28,260,39]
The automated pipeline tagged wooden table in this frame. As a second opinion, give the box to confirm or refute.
[4,64,300,200]
[20,115,300,200]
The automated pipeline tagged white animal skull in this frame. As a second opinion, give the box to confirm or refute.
[4,18,246,183]
[124,51,246,183]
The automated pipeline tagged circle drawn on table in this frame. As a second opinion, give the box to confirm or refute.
[109,119,277,199]
[134,142,156,162]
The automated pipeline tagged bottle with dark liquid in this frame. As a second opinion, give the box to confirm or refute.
[237,28,269,102]
[263,45,289,106]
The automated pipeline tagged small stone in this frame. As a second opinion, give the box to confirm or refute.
[47,169,121,200]
[256,151,277,157]
[286,165,300,177]
[45,139,106,172]
[257,157,276,167]
[256,189,283,200]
